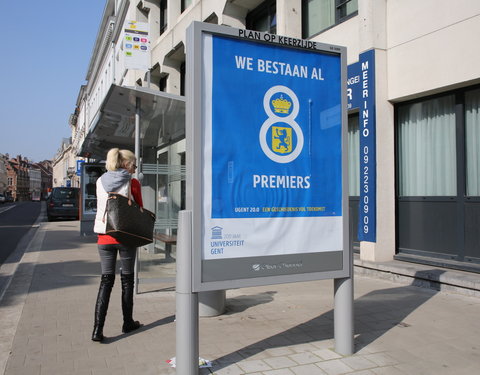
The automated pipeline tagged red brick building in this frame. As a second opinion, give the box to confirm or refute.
[3,155,52,201]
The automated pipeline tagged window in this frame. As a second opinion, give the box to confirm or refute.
[180,62,186,96]
[181,0,192,13]
[159,75,167,92]
[8,177,13,186]
[160,0,167,35]
[397,95,457,196]
[302,0,358,38]
[246,0,277,34]
[465,88,480,196]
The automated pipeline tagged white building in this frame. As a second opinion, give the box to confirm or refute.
[29,167,41,201]
[52,138,79,188]
[73,0,480,287]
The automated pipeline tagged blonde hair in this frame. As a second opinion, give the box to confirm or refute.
[105,148,136,171]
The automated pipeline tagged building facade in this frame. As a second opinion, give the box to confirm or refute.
[33,160,53,200]
[73,0,480,284]
[0,154,8,195]
[52,138,80,188]
[5,155,32,202]
[29,168,41,201]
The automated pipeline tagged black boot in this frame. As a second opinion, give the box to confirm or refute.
[92,274,115,342]
[121,273,142,333]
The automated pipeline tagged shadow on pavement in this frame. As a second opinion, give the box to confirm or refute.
[104,314,176,344]
[211,281,438,370]
[224,291,277,314]
[40,229,96,252]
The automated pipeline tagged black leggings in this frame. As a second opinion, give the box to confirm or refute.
[97,244,136,275]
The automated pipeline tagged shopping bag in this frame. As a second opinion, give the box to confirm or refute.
[105,192,155,248]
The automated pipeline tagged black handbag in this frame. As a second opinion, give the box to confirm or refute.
[104,184,155,248]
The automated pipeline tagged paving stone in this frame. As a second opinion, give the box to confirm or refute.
[341,356,377,370]
[291,363,328,375]
[362,353,399,367]
[237,359,272,373]
[313,348,342,360]
[371,366,407,375]
[211,363,246,375]
[263,368,296,375]
[289,351,322,365]
[315,359,354,375]
[263,356,298,369]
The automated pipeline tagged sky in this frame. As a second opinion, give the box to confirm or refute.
[0,0,106,162]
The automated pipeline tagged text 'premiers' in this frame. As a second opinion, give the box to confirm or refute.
[253,174,311,189]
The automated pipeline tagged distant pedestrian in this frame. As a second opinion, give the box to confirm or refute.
[91,148,143,342]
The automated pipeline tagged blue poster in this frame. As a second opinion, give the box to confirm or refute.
[210,36,342,219]
[352,50,376,242]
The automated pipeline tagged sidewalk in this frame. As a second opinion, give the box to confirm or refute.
[0,217,479,375]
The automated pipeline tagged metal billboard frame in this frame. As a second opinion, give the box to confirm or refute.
[186,21,349,293]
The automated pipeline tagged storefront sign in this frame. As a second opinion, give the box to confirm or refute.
[187,22,349,291]
[76,160,85,176]
[347,50,376,242]
[123,20,150,71]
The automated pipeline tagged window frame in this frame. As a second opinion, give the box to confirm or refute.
[302,0,358,39]
[246,0,277,34]
[181,0,193,13]
[395,84,480,201]
[160,0,167,35]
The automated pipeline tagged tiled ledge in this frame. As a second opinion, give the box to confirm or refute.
[354,255,480,298]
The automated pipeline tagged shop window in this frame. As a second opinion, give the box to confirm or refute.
[246,0,277,34]
[160,0,167,35]
[465,88,480,196]
[397,95,457,196]
[181,0,192,13]
[302,0,358,38]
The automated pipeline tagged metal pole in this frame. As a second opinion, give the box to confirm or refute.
[134,97,141,294]
[135,97,141,171]
[176,210,199,374]
[334,276,354,355]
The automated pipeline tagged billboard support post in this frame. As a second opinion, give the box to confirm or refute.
[175,210,199,374]
[334,276,354,355]
[134,97,141,295]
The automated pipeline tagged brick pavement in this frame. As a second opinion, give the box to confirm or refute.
[1,218,479,374]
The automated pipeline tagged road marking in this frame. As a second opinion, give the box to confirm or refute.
[0,225,40,228]
[0,205,15,214]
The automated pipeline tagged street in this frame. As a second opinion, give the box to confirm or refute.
[0,202,41,265]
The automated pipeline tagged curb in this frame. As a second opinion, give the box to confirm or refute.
[0,203,46,375]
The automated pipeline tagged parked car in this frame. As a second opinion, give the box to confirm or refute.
[46,187,80,221]
[0,194,5,203]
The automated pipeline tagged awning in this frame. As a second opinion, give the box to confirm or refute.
[79,84,185,159]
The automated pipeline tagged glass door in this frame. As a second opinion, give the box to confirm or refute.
[137,140,186,292]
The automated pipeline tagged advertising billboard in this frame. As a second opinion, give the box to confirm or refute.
[187,23,349,291]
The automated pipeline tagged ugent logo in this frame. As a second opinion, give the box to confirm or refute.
[260,86,304,163]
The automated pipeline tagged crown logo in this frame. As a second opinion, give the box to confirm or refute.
[272,95,292,114]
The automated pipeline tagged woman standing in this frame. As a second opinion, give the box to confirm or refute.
[92,148,143,342]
